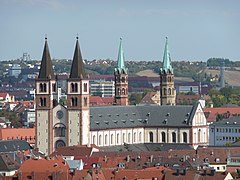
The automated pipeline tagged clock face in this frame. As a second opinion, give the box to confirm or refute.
[57,110,63,119]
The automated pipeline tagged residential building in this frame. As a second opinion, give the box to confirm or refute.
[140,91,160,105]
[0,128,35,146]
[90,80,115,97]
[8,64,21,78]
[209,116,240,146]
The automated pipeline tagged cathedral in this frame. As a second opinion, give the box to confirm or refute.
[35,37,208,155]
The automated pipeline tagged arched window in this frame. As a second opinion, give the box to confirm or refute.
[40,83,43,92]
[161,132,166,142]
[168,88,171,95]
[99,135,102,145]
[198,129,201,142]
[133,132,136,143]
[117,134,119,144]
[111,134,114,144]
[139,132,142,142]
[183,132,187,143]
[105,134,108,145]
[43,83,47,92]
[122,77,125,82]
[55,140,66,149]
[164,88,167,95]
[172,132,176,143]
[122,88,125,95]
[123,133,125,143]
[128,133,131,143]
[71,83,74,92]
[149,132,153,142]
[75,83,78,92]
[93,135,96,145]
[54,123,66,137]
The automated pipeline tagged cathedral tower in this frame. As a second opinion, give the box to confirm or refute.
[114,38,128,106]
[35,37,58,154]
[160,37,176,106]
[66,37,90,146]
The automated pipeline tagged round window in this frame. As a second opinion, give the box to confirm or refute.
[56,110,63,119]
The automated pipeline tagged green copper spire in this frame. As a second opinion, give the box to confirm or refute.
[161,37,173,73]
[115,38,127,74]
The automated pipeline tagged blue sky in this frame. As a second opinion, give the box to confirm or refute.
[0,0,239,61]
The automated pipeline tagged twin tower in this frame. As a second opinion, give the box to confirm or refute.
[35,37,175,155]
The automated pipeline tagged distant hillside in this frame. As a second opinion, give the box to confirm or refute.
[205,68,240,87]
[136,69,194,83]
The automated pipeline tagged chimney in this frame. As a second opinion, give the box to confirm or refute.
[182,169,186,175]
[210,169,215,176]
[127,155,130,162]
[175,169,180,176]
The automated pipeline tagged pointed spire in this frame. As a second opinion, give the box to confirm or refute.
[115,37,127,74]
[162,37,173,73]
[38,36,55,79]
[69,36,86,79]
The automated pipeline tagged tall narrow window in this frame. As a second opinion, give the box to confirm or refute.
[117,134,119,144]
[128,133,131,143]
[40,83,43,92]
[168,88,171,95]
[133,132,136,143]
[111,134,114,144]
[75,83,78,92]
[122,88,125,95]
[164,88,167,95]
[43,83,47,92]
[183,132,187,143]
[139,132,142,142]
[105,134,108,145]
[99,135,102,145]
[123,133,125,143]
[161,132,166,142]
[93,135,96,145]
[84,83,88,92]
[172,132,176,143]
[198,129,201,142]
[84,97,88,106]
[71,83,74,92]
[149,132,153,142]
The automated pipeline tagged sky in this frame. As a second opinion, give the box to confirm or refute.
[0,0,239,61]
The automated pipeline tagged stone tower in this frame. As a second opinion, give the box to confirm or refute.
[160,37,176,106]
[66,37,90,146]
[35,37,58,155]
[114,38,128,106]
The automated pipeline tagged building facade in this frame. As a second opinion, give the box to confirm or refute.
[35,37,90,155]
[90,80,115,97]
[90,103,208,149]
[209,116,240,146]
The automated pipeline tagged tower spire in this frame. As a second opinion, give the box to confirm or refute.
[69,36,86,79]
[115,37,127,74]
[162,37,173,73]
[38,37,55,79]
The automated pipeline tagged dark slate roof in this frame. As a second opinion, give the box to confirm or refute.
[38,38,55,80]
[211,116,240,126]
[0,153,19,171]
[90,104,197,131]
[0,140,31,153]
[99,143,194,152]
[69,38,86,79]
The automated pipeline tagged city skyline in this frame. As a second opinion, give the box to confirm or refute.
[0,0,239,61]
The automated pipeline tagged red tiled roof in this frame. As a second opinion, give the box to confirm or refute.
[203,107,240,123]
[50,145,93,157]
[0,92,8,98]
